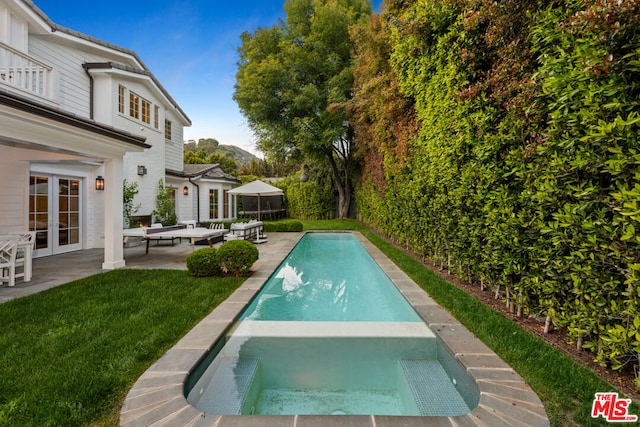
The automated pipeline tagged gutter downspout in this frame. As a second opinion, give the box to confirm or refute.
[188,177,200,224]
[81,64,94,119]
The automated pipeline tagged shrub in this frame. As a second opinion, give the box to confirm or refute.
[286,221,303,232]
[263,220,303,232]
[186,247,221,277]
[285,181,334,220]
[217,240,259,277]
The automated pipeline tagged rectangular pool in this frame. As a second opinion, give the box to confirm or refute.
[186,232,479,416]
[241,232,422,321]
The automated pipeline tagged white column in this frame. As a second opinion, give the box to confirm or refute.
[232,194,237,219]
[102,158,125,270]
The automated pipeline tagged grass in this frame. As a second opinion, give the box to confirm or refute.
[0,270,243,426]
[0,220,637,426]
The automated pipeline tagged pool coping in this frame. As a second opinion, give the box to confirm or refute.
[120,231,549,427]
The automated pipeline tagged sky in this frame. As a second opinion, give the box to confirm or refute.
[33,0,383,157]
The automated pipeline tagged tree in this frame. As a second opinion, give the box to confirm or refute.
[184,148,239,176]
[234,0,372,218]
[152,179,177,226]
[184,138,220,155]
[123,179,140,228]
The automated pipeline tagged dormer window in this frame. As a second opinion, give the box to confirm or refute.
[154,105,159,128]
[118,85,125,113]
[141,98,151,124]
[129,92,140,119]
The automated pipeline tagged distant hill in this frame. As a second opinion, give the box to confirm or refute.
[215,144,257,165]
[184,138,258,165]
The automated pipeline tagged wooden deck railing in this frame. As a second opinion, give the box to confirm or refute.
[0,42,53,99]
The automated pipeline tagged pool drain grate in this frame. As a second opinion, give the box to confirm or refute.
[400,359,470,416]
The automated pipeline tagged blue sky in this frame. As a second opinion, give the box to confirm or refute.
[33,0,383,156]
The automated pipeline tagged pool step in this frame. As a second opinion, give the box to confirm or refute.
[192,357,259,415]
[400,359,470,416]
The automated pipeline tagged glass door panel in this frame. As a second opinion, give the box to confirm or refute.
[29,174,83,257]
[55,177,81,252]
[29,175,51,254]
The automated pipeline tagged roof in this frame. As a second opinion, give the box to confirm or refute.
[166,164,241,183]
[0,88,150,148]
[21,0,191,126]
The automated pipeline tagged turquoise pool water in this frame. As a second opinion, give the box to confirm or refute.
[186,232,479,416]
[241,233,421,321]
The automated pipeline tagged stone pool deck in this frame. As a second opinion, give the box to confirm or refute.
[120,232,549,427]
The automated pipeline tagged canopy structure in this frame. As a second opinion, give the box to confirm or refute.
[228,180,284,220]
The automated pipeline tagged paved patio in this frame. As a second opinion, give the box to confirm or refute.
[0,237,223,303]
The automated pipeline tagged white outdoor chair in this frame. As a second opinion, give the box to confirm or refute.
[0,236,19,287]
[11,231,35,282]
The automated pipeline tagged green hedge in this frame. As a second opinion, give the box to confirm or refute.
[353,0,640,386]
[263,220,303,232]
[285,181,334,220]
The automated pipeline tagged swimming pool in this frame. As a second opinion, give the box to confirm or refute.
[240,233,422,321]
[186,233,479,416]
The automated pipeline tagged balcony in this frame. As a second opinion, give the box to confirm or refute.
[0,42,53,100]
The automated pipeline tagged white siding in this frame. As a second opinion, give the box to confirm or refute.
[164,109,184,172]
[0,0,193,249]
[167,178,194,223]
[28,36,105,116]
[0,148,30,231]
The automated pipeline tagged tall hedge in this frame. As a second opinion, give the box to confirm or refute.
[285,181,334,220]
[352,0,640,385]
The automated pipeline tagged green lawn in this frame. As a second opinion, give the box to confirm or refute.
[0,270,243,426]
[0,220,636,426]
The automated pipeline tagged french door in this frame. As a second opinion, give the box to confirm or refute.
[29,174,83,257]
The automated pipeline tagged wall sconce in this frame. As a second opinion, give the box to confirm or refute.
[183,186,189,196]
[95,176,105,191]
[137,165,147,176]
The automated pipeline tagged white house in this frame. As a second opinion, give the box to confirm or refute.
[168,164,241,225]
[0,0,239,270]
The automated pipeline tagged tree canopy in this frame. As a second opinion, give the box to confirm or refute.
[234,0,372,218]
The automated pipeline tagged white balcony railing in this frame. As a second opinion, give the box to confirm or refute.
[0,42,52,99]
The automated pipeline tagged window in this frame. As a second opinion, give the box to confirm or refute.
[129,92,140,119]
[169,188,176,215]
[165,119,172,141]
[209,189,218,219]
[118,85,125,113]
[154,105,159,128]
[223,190,230,219]
[141,98,151,124]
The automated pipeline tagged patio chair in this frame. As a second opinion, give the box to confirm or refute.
[0,236,19,287]
[11,231,35,281]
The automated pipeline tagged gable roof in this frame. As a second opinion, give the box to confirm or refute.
[167,164,241,183]
[20,0,191,126]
